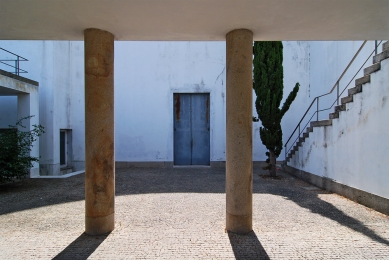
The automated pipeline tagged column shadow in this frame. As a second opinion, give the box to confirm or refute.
[228,231,270,260]
[52,232,110,260]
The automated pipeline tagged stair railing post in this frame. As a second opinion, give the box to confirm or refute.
[375,40,378,55]
[16,56,20,75]
[316,97,319,121]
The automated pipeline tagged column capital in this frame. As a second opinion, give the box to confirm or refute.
[226,28,253,38]
[84,28,115,38]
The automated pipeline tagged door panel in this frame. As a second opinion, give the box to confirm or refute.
[191,94,210,165]
[174,94,192,165]
[174,93,210,165]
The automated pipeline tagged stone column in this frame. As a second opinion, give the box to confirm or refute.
[225,29,253,233]
[84,28,115,235]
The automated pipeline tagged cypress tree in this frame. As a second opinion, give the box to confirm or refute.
[253,41,299,177]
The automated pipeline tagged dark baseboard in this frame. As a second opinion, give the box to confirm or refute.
[115,161,274,169]
[282,163,389,216]
[115,161,173,168]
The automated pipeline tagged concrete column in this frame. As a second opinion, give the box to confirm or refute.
[225,29,253,233]
[84,28,115,235]
[18,89,40,177]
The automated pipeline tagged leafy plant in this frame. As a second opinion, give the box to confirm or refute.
[253,41,299,177]
[0,116,44,183]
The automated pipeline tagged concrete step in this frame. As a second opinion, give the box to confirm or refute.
[310,119,332,127]
[303,132,309,138]
[348,85,362,96]
[306,126,313,133]
[355,75,370,86]
[373,50,389,63]
[383,41,389,52]
[341,95,353,104]
[334,104,346,113]
[60,167,74,175]
[297,137,305,147]
[329,112,339,119]
[364,62,381,76]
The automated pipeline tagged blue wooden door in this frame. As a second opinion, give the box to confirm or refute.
[174,93,210,165]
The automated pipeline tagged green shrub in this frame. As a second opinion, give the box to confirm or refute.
[0,116,44,183]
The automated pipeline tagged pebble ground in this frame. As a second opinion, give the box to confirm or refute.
[0,166,388,259]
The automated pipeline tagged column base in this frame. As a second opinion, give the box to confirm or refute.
[85,213,114,235]
[226,212,252,234]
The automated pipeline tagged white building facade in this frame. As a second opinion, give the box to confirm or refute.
[0,40,379,175]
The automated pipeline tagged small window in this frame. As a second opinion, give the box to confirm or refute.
[60,130,66,166]
[59,129,73,171]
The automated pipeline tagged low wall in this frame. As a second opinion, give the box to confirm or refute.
[283,164,389,216]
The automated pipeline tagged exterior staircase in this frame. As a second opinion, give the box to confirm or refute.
[286,41,389,162]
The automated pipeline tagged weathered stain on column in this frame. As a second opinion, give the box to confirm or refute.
[84,28,115,235]
[225,29,253,234]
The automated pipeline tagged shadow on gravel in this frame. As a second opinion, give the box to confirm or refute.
[52,232,109,260]
[0,175,85,216]
[1,167,388,247]
[255,171,389,247]
[228,231,270,260]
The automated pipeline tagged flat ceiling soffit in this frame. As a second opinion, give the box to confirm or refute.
[0,86,26,95]
[1,0,388,41]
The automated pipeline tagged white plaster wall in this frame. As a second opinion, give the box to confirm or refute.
[0,41,85,174]
[289,54,389,199]
[0,75,40,177]
[276,41,311,160]
[115,41,310,162]
[3,40,387,197]
[51,42,85,170]
[17,88,40,177]
[0,40,313,167]
[0,41,56,173]
[115,41,227,162]
[68,42,86,169]
[283,41,379,157]
[309,41,377,120]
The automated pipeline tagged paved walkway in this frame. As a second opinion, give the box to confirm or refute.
[1,167,388,259]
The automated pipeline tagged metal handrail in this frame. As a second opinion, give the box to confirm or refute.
[0,47,28,75]
[284,40,382,159]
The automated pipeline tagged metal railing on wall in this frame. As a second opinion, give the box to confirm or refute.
[284,40,382,160]
[0,47,28,75]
